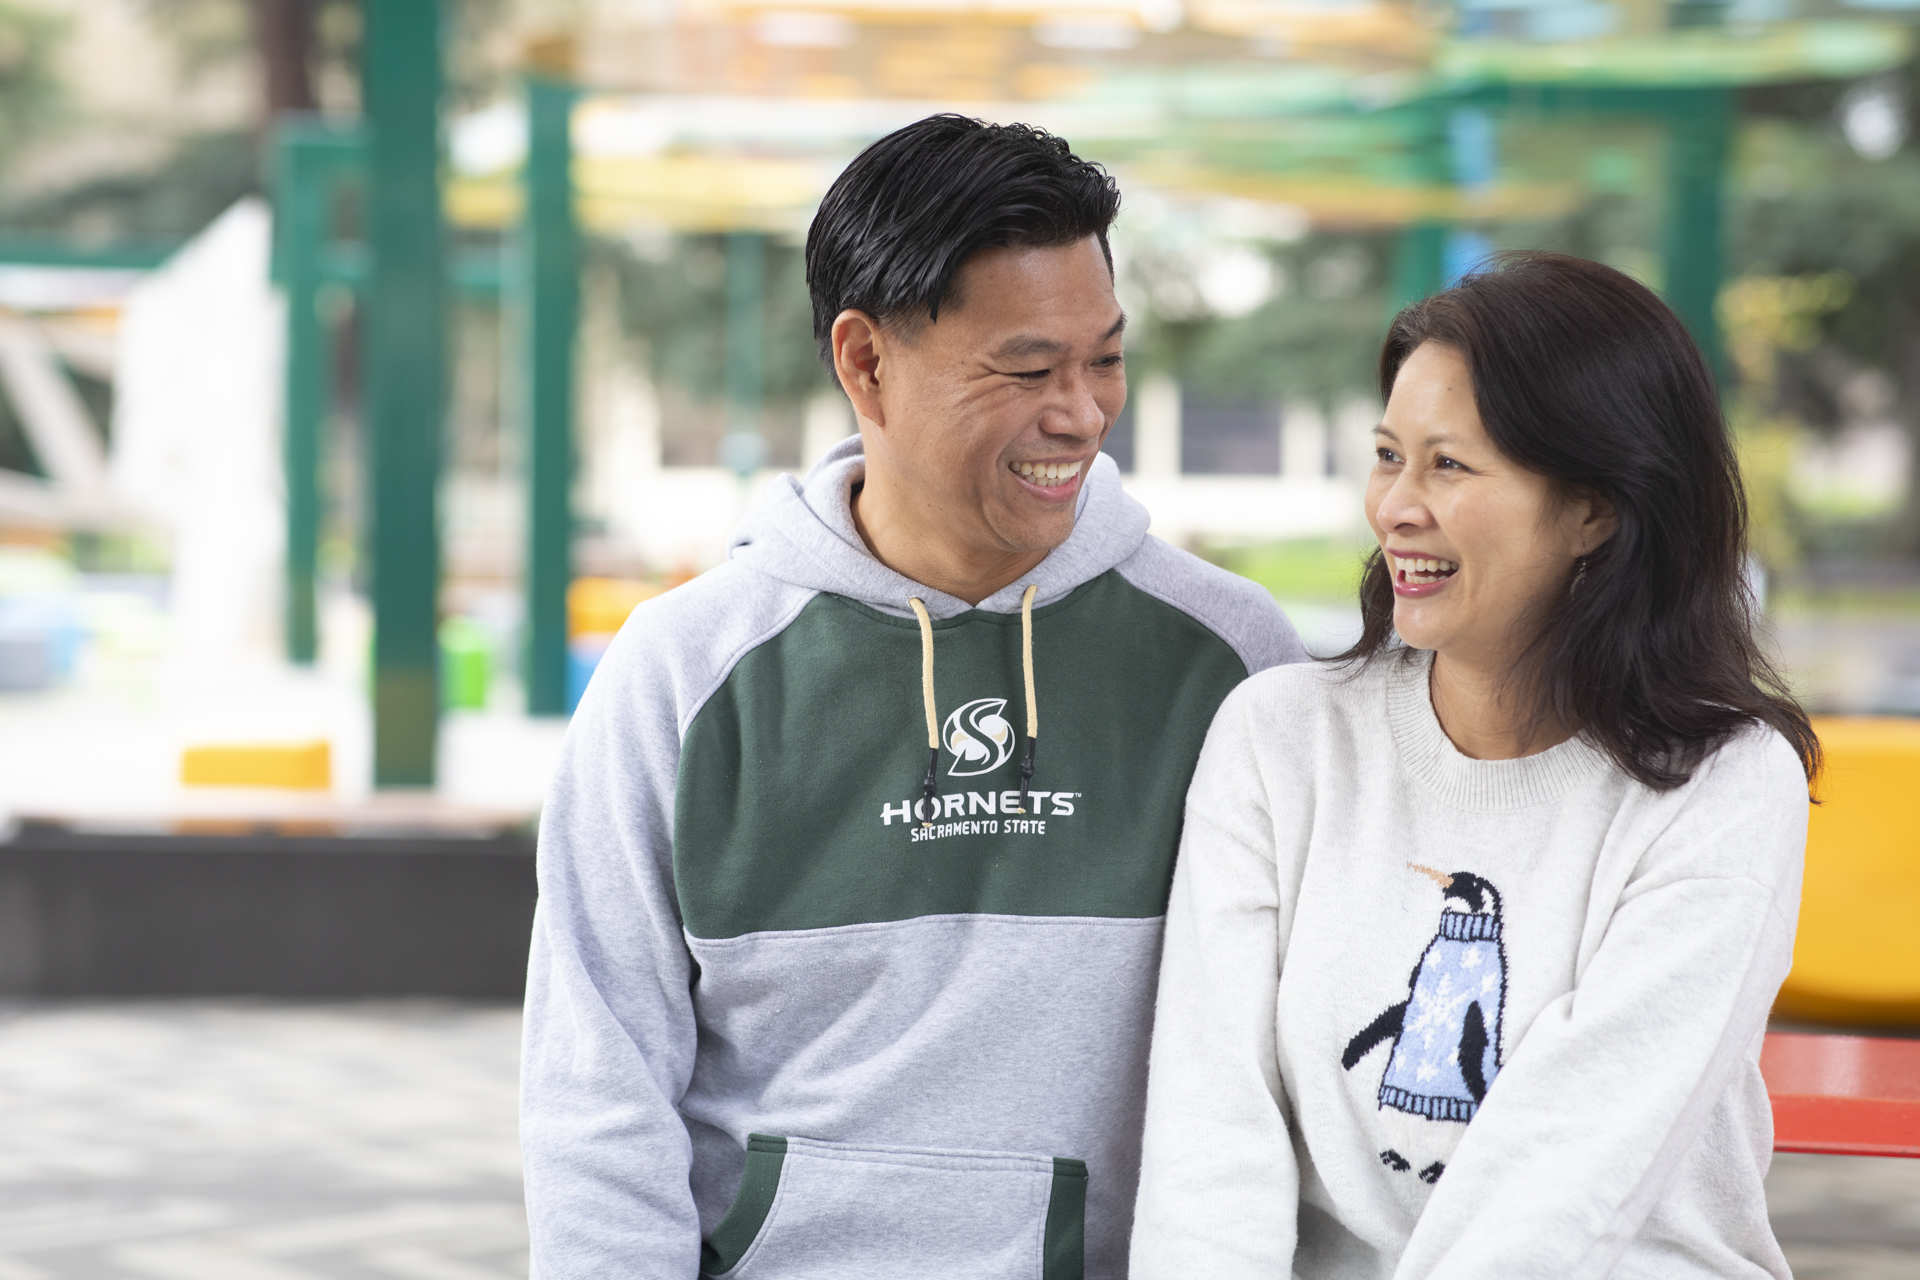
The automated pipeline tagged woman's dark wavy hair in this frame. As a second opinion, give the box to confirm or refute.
[1346,251,1818,790]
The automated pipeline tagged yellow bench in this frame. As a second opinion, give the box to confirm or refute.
[180,740,332,791]
[1775,716,1920,1026]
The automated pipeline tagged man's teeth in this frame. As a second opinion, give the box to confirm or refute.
[1395,555,1459,584]
[1013,460,1084,485]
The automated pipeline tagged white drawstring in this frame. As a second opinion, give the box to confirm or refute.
[907,586,1041,824]
[1016,584,1039,813]
[908,598,939,827]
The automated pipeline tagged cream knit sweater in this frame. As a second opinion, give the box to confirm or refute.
[1130,649,1808,1280]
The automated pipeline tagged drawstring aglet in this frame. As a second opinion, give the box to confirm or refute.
[1015,738,1037,814]
[921,746,939,828]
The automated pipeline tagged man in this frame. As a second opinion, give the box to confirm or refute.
[521,114,1306,1278]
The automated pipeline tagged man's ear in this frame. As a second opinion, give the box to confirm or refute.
[832,310,888,428]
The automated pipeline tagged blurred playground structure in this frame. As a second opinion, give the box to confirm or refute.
[0,2,1918,1029]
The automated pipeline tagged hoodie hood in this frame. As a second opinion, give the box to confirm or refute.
[727,434,1152,620]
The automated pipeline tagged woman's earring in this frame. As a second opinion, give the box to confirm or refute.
[1570,556,1589,596]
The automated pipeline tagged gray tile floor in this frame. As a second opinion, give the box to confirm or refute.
[0,1002,1915,1278]
[0,1002,527,1279]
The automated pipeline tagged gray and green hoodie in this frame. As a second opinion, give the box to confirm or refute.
[521,435,1306,1280]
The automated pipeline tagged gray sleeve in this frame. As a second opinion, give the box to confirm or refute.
[1115,536,1310,674]
[521,566,814,1279]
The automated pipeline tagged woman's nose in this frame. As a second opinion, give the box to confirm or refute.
[1374,472,1432,533]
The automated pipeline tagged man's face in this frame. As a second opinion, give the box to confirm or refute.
[850,237,1126,560]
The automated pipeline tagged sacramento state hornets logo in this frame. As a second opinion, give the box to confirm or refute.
[943,697,1016,776]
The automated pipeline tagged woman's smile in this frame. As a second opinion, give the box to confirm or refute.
[1388,551,1459,595]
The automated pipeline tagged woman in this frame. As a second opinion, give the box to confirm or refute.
[1130,252,1817,1280]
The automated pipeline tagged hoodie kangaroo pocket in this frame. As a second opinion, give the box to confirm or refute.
[700,1134,1087,1280]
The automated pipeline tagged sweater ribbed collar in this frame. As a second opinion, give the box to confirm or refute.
[1384,649,1609,812]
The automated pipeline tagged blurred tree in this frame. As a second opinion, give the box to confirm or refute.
[602,232,827,413]
[1717,272,1854,569]
[0,0,514,238]
[443,0,513,112]
[0,1,66,175]
[255,0,317,114]
[0,129,258,237]
[1737,67,1920,556]
[1126,232,1394,417]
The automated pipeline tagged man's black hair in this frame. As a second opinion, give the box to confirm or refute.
[805,114,1121,376]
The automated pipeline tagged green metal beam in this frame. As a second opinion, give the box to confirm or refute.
[271,117,362,666]
[313,242,503,296]
[0,233,183,270]
[520,75,579,717]
[361,0,446,786]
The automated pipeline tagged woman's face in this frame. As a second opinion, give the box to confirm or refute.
[1366,341,1612,668]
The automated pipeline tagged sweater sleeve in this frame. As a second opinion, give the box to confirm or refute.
[1393,730,1810,1280]
[521,643,701,1279]
[1130,685,1303,1279]
[521,574,791,1280]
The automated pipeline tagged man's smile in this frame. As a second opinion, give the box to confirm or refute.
[1009,458,1087,497]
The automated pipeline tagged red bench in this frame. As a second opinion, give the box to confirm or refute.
[1763,1031,1920,1158]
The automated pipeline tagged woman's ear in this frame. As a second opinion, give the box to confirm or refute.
[1575,488,1619,555]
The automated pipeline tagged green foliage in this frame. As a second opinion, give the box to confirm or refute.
[1124,232,1395,410]
[600,232,828,411]
[1730,84,1920,554]
[0,129,259,237]
[443,0,515,111]
[1735,118,1920,372]
[0,1,65,172]
[134,0,250,79]
[1204,537,1369,603]
[128,0,499,111]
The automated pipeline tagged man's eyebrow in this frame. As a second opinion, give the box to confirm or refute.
[988,313,1127,363]
[991,335,1067,361]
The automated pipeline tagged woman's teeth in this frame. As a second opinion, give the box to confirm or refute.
[1395,555,1459,585]
[1013,460,1084,486]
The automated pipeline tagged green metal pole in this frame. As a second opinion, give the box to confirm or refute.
[521,75,579,717]
[1390,223,1446,315]
[726,231,765,426]
[1388,101,1451,316]
[1662,87,1732,383]
[361,1,445,786]
[719,231,767,477]
[271,118,359,666]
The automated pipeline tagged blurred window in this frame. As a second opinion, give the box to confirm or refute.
[1181,390,1279,475]
[1104,398,1136,473]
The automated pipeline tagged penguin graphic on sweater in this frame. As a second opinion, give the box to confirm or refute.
[1342,864,1507,1183]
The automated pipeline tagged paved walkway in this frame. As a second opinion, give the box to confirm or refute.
[0,1002,1915,1278]
[1770,1150,1920,1280]
[0,1002,526,1279]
